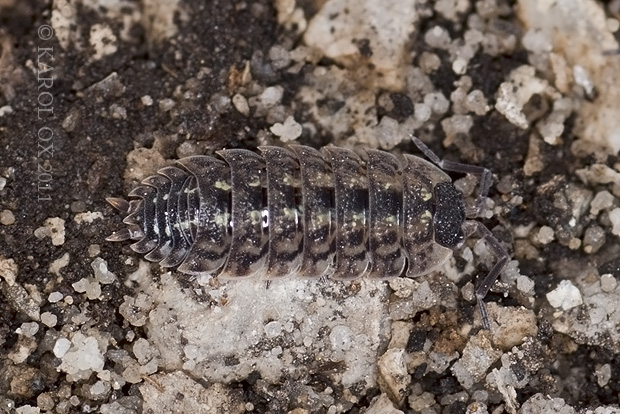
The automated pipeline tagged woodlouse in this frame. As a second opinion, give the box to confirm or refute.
[107,136,509,328]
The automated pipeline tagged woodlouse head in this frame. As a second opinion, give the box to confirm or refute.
[433,181,466,248]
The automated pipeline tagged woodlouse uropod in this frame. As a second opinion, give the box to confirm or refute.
[107,136,509,329]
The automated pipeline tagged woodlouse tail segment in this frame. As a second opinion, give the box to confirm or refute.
[157,167,193,268]
[106,197,130,213]
[106,197,133,242]
[174,155,232,276]
[105,228,132,242]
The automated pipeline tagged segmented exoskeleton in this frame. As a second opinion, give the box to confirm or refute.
[107,136,509,328]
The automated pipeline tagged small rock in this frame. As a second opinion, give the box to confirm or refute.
[58,333,106,377]
[467,402,489,414]
[546,280,583,310]
[377,348,410,406]
[158,98,176,112]
[53,338,72,358]
[232,94,250,116]
[495,65,547,129]
[583,225,606,254]
[133,338,155,365]
[516,276,535,295]
[48,291,63,303]
[15,406,40,414]
[41,218,66,246]
[595,363,612,387]
[425,25,451,49]
[609,208,620,236]
[87,380,112,400]
[268,45,291,70]
[258,86,284,107]
[520,393,575,414]
[487,304,538,349]
[72,278,89,293]
[536,226,554,244]
[49,253,70,276]
[85,280,102,300]
[141,95,153,106]
[600,274,617,293]
[366,394,404,414]
[0,257,18,286]
[17,322,39,337]
[409,392,436,411]
[91,258,117,284]
[88,244,101,257]
[451,332,502,388]
[41,312,57,327]
[36,393,55,411]
[424,91,450,115]
[74,212,104,225]
[270,116,302,142]
[0,209,15,225]
[589,190,614,215]
[375,116,402,149]
[1,282,41,320]
[414,103,431,122]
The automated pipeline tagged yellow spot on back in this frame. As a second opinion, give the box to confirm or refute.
[215,181,231,191]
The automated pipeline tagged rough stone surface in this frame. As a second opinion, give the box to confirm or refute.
[1,0,620,412]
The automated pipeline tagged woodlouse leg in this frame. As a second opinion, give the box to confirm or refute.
[410,135,491,217]
[603,48,620,55]
[463,221,509,330]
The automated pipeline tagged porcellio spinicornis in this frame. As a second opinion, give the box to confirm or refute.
[107,136,509,328]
